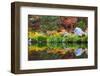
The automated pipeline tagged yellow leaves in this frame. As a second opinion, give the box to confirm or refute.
[28,32,35,38]
[28,32,45,39]
[29,45,47,52]
[53,32,60,36]
[46,31,61,36]
[29,44,75,55]
[47,49,66,55]
[28,44,67,55]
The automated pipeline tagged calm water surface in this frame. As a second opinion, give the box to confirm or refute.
[28,43,88,60]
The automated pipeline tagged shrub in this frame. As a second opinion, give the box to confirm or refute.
[29,32,88,43]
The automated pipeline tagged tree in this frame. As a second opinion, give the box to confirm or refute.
[40,16,60,32]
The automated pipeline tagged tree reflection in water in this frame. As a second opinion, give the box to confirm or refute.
[28,43,88,60]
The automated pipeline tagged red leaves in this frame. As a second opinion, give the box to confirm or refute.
[63,17,77,25]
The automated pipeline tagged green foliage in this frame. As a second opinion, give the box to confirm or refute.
[31,34,87,43]
[31,43,87,50]
[77,20,86,30]
[37,36,47,42]
[47,35,63,43]
[40,16,59,31]
[32,36,47,42]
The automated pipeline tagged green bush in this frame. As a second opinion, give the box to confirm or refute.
[31,34,88,43]
[40,16,60,31]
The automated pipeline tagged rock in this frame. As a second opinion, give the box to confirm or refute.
[74,27,85,36]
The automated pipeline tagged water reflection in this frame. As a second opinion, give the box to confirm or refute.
[28,43,88,60]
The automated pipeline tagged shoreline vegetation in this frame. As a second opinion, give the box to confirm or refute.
[28,31,88,43]
[28,31,88,60]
